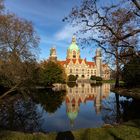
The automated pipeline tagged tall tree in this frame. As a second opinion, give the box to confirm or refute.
[0,13,39,98]
[64,0,140,87]
[0,14,39,61]
[122,56,140,87]
[39,61,66,86]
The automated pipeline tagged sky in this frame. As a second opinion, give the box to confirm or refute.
[4,0,116,61]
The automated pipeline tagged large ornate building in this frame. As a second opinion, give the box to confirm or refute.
[49,36,110,80]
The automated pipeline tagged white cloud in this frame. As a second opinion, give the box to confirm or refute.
[55,23,100,42]
[55,24,80,41]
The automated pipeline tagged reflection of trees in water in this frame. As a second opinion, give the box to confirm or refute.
[120,99,140,122]
[101,94,140,125]
[101,94,123,124]
[0,89,66,132]
[0,95,42,132]
[90,82,102,87]
[67,82,77,88]
[32,89,66,113]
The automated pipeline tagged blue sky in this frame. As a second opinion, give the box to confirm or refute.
[5,0,116,61]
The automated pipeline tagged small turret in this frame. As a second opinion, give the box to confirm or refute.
[49,47,57,62]
[72,35,76,43]
[96,48,101,57]
[95,48,102,77]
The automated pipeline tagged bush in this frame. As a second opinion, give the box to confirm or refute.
[122,56,140,87]
[68,75,77,82]
[90,75,96,81]
[96,76,103,81]
[90,75,102,81]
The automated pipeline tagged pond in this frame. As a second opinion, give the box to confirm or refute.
[0,83,140,132]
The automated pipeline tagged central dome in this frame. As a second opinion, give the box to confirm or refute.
[68,36,80,52]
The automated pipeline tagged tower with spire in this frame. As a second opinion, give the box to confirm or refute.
[95,48,102,77]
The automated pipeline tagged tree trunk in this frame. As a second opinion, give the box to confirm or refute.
[115,48,120,88]
[115,93,121,123]
[115,70,119,88]
[0,84,19,99]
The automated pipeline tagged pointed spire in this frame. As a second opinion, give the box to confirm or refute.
[96,48,101,57]
[72,35,76,43]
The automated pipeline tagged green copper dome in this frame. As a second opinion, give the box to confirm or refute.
[68,36,80,52]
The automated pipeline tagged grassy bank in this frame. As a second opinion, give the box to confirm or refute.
[102,80,115,83]
[1,121,140,140]
[113,87,140,99]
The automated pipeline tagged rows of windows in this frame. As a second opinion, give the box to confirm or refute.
[69,69,96,74]
[68,74,97,78]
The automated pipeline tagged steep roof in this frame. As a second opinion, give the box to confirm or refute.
[86,61,95,67]
[58,58,95,68]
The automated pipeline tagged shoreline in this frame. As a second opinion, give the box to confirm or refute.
[1,120,140,140]
[113,87,140,99]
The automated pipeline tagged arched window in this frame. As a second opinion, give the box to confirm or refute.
[82,75,85,78]
[73,51,76,58]
[70,69,72,73]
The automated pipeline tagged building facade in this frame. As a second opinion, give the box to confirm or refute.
[49,36,110,80]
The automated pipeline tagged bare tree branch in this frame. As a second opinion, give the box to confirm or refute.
[132,0,140,10]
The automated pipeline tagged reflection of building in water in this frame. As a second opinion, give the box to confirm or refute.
[65,83,110,126]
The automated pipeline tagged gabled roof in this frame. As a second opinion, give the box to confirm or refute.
[86,61,95,68]
[58,58,95,68]
[58,60,66,65]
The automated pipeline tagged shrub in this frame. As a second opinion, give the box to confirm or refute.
[90,75,96,80]
[96,76,103,81]
[122,56,140,87]
[90,75,102,81]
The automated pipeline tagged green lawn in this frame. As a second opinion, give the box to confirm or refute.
[113,87,140,99]
[102,80,125,84]
[1,121,140,140]
[102,80,115,83]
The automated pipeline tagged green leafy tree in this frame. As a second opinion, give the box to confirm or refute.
[122,56,140,87]
[40,61,66,86]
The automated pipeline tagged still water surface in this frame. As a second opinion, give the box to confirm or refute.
[0,83,139,132]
